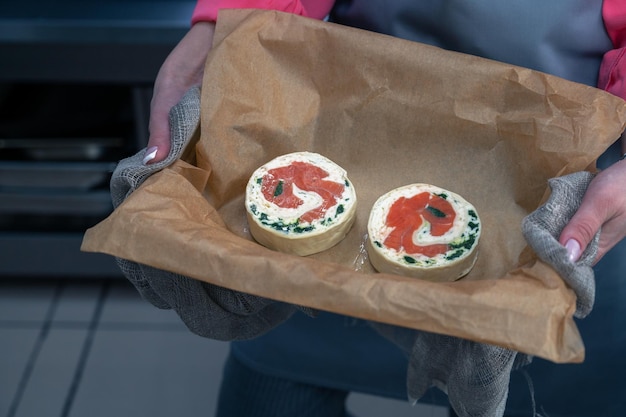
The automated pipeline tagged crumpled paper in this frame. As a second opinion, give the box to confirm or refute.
[82,9,626,363]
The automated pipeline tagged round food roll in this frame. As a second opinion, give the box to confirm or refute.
[245,152,358,256]
[367,183,481,282]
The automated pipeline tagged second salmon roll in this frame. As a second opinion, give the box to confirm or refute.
[367,184,481,282]
[245,152,357,256]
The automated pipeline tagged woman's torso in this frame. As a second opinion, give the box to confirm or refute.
[330,0,612,87]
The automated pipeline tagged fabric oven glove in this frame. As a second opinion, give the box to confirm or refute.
[110,87,313,340]
[521,172,598,319]
[369,171,599,417]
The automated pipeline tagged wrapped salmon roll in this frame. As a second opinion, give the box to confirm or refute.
[367,184,480,282]
[245,152,357,256]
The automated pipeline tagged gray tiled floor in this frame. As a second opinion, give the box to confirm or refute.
[0,278,447,417]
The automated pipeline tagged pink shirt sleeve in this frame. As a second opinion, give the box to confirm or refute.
[599,0,626,100]
[191,0,335,24]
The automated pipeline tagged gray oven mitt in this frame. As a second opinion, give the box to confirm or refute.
[368,322,531,417]
[110,87,312,340]
[369,171,599,417]
[521,172,599,318]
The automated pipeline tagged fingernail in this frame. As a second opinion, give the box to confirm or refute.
[142,146,158,165]
[565,239,582,263]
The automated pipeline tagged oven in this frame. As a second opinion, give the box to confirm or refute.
[0,0,195,278]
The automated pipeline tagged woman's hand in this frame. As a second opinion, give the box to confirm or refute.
[559,158,626,264]
[143,21,216,164]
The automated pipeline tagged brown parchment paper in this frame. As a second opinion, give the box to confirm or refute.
[82,9,626,363]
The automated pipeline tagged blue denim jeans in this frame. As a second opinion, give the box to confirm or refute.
[215,312,450,417]
[215,352,352,417]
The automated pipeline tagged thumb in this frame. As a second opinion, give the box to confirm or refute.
[559,199,603,263]
[143,95,173,165]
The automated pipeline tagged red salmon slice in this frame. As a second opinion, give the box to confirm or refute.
[383,192,456,257]
[261,161,345,223]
